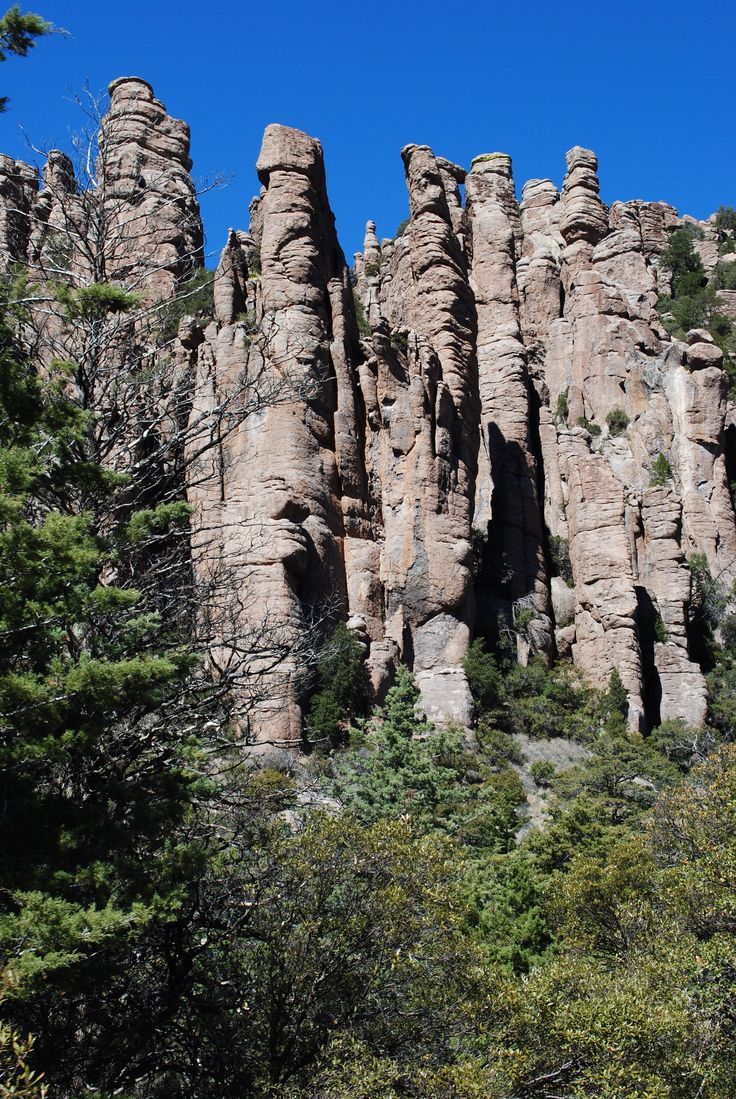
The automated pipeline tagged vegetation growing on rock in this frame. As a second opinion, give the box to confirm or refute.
[3,14,736,1098]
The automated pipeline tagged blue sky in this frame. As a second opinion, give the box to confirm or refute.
[1,0,734,266]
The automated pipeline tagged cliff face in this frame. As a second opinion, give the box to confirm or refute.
[5,77,735,744]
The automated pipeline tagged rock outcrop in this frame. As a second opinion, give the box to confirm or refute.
[3,77,734,743]
[99,76,204,294]
[355,140,730,734]
[466,152,552,659]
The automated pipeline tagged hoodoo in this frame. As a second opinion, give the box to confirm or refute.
[3,77,734,741]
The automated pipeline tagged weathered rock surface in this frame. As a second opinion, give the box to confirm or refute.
[0,155,38,269]
[3,77,734,743]
[466,152,552,657]
[186,123,366,745]
[99,76,204,294]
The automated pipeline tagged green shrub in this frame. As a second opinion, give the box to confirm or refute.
[471,525,488,578]
[604,669,629,735]
[234,308,258,332]
[649,717,711,771]
[712,261,736,291]
[712,312,734,344]
[527,340,546,368]
[464,638,504,717]
[500,658,610,743]
[394,218,409,238]
[476,721,523,766]
[576,416,601,436]
[715,206,736,233]
[654,615,669,643]
[688,553,727,635]
[549,534,573,585]
[158,267,214,341]
[56,280,141,321]
[606,407,630,436]
[328,665,524,852]
[304,622,366,750]
[531,759,556,787]
[676,222,705,241]
[514,604,535,637]
[556,387,569,423]
[660,228,706,291]
[247,246,261,276]
[654,229,736,368]
[353,289,371,338]
[364,261,380,277]
[650,452,673,486]
[391,329,409,353]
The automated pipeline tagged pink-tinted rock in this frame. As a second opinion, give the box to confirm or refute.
[559,147,609,246]
[466,153,552,656]
[0,155,38,269]
[3,82,734,744]
[564,453,644,727]
[685,341,724,370]
[99,76,204,296]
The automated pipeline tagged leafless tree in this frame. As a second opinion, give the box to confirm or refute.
[1,86,332,759]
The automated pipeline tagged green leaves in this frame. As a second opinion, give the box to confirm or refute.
[54,282,141,322]
[0,261,205,1089]
[0,893,138,992]
[0,6,53,62]
[329,665,523,853]
[657,228,736,388]
[304,622,367,749]
[0,4,56,114]
[123,502,192,545]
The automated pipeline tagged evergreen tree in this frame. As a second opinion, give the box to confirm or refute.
[0,261,208,1093]
[0,6,55,112]
[304,622,366,749]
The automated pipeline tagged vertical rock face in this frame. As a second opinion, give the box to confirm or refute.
[4,75,735,741]
[565,454,644,725]
[186,123,364,746]
[99,76,204,294]
[466,152,552,657]
[559,146,609,246]
[190,124,733,734]
[374,143,478,723]
[187,133,482,738]
[357,138,727,732]
[517,178,563,343]
[0,76,204,294]
[0,155,39,269]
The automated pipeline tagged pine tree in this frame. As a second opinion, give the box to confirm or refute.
[0,5,55,112]
[0,263,208,1093]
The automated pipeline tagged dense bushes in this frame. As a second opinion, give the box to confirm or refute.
[658,228,734,346]
[327,665,523,851]
[352,288,371,336]
[548,533,573,584]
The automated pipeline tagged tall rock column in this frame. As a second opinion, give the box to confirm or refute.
[354,220,383,327]
[186,124,369,747]
[352,145,480,723]
[465,153,552,657]
[0,155,39,271]
[549,148,645,721]
[98,76,204,295]
[391,145,479,720]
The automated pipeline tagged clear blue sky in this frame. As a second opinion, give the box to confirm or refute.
[1,0,734,266]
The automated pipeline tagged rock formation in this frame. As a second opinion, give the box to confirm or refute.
[3,76,735,743]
